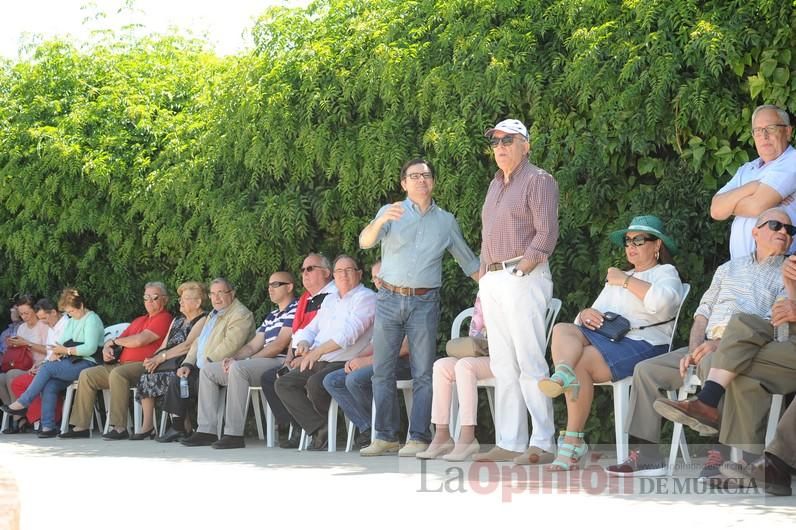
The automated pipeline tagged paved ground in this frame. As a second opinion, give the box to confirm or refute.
[0,436,794,530]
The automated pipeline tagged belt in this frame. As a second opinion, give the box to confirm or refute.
[486,256,523,272]
[381,280,433,296]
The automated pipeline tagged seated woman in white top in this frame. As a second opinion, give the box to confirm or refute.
[539,215,684,471]
[0,294,48,406]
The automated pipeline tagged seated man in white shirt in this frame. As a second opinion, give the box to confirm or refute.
[275,255,376,451]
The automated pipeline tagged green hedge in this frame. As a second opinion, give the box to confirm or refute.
[1,0,794,443]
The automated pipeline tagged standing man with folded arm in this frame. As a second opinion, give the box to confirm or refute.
[359,158,480,457]
[474,118,559,463]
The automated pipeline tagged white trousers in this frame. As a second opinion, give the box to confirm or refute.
[479,263,555,452]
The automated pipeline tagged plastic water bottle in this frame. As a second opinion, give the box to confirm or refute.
[179,376,189,398]
[776,295,790,342]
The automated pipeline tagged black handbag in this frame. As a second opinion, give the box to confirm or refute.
[594,312,631,342]
[593,312,676,343]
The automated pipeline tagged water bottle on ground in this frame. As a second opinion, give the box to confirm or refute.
[776,295,790,342]
[179,376,189,398]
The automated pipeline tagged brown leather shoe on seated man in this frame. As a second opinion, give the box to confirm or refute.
[721,453,794,496]
[653,397,720,435]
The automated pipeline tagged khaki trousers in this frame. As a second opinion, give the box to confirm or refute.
[711,313,796,452]
[69,362,145,430]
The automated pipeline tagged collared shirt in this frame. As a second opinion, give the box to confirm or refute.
[257,299,297,355]
[366,198,479,288]
[695,253,786,339]
[291,281,338,347]
[196,307,227,369]
[480,158,559,275]
[716,145,796,258]
[293,283,376,363]
[45,314,69,360]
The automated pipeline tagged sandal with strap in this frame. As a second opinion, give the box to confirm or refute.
[538,363,580,400]
[547,431,589,471]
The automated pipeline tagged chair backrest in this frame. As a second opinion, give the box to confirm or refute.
[449,297,562,349]
[543,298,563,350]
[450,308,475,339]
[667,283,691,352]
[103,323,130,342]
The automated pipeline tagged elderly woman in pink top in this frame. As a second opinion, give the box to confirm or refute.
[416,296,492,461]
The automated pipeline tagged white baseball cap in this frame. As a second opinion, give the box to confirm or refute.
[484,118,528,139]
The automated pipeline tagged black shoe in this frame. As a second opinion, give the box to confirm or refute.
[130,428,157,441]
[0,404,28,417]
[180,431,217,447]
[356,429,372,450]
[103,429,130,440]
[212,435,246,449]
[279,429,301,449]
[156,427,187,443]
[307,425,328,451]
[37,429,59,439]
[58,428,90,439]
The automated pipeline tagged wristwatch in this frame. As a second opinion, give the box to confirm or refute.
[512,266,526,277]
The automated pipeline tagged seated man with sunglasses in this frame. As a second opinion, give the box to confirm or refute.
[183,272,297,449]
[607,207,794,477]
[61,282,173,439]
[711,104,796,259]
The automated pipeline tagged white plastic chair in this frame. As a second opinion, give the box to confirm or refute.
[597,283,691,464]
[450,298,563,443]
[297,398,354,452]
[667,375,785,473]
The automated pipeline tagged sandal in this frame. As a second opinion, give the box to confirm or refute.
[538,363,580,400]
[547,431,589,471]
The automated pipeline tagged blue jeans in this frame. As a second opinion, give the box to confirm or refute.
[372,288,439,442]
[18,358,94,430]
[323,358,411,432]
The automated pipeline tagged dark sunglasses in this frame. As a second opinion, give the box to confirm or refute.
[268,281,291,288]
[758,220,796,236]
[300,265,327,273]
[488,135,517,148]
[623,235,658,247]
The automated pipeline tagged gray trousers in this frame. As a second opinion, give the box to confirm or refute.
[0,369,26,404]
[768,398,796,469]
[197,357,283,436]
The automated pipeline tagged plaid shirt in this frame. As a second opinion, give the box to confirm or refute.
[480,158,559,275]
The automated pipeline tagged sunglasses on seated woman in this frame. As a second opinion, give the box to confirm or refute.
[757,220,796,236]
[623,235,658,247]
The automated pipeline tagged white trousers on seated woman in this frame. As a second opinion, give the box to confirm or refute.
[478,263,555,453]
[431,357,493,427]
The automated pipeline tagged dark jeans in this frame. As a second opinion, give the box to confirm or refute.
[162,367,200,430]
[274,361,345,434]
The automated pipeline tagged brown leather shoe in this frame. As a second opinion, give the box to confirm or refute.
[653,397,720,435]
[722,454,793,496]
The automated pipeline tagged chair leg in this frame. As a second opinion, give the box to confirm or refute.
[370,399,376,443]
[327,399,338,452]
[159,411,169,435]
[612,380,631,464]
[345,419,356,452]
[666,386,692,475]
[299,429,308,451]
[60,385,76,434]
[265,399,276,448]
[251,389,265,441]
[132,388,141,434]
[766,394,784,447]
[485,386,496,445]
[450,384,460,441]
[0,412,9,433]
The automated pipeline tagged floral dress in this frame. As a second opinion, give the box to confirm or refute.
[135,313,205,402]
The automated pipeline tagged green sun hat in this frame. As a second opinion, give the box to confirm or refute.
[609,215,678,255]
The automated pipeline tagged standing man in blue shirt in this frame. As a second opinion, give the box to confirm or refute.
[359,158,480,456]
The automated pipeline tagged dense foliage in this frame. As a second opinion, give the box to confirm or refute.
[2,0,794,441]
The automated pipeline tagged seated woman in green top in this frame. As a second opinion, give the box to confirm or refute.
[0,288,104,437]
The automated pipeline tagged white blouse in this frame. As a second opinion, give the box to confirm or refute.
[575,264,684,346]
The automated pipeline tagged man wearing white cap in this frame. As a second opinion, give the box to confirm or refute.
[474,118,559,462]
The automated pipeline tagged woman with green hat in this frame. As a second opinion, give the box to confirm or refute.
[537,215,685,471]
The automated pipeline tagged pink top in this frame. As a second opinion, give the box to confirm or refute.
[16,320,49,363]
[480,158,559,275]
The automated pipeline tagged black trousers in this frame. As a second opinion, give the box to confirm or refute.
[274,361,345,434]
[162,367,200,428]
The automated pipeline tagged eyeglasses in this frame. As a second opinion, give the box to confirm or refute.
[268,281,291,288]
[300,265,327,273]
[405,172,433,181]
[623,235,658,247]
[209,290,232,297]
[333,267,360,275]
[488,135,517,148]
[757,219,796,236]
[142,295,162,302]
[752,124,789,138]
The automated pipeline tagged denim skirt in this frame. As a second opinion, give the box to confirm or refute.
[578,325,669,381]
